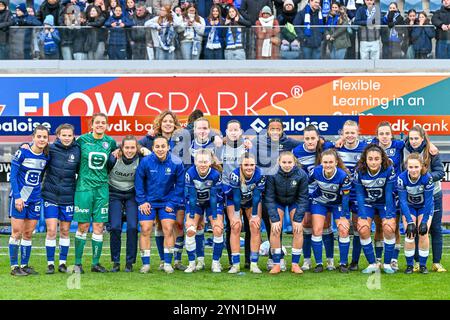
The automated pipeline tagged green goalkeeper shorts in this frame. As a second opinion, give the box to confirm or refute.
[74,186,109,223]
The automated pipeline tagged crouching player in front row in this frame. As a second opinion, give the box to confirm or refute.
[9,125,50,276]
[225,153,265,274]
[265,151,309,274]
[398,153,434,274]
[135,136,185,273]
[309,149,352,273]
[185,149,224,273]
[354,145,397,274]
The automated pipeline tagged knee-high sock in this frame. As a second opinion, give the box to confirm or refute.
[383,237,395,265]
[212,235,224,262]
[195,229,205,258]
[338,236,350,265]
[45,238,56,265]
[302,228,312,259]
[174,236,184,263]
[155,229,164,262]
[323,227,334,259]
[20,239,32,267]
[374,240,383,260]
[9,237,20,267]
[311,235,323,265]
[185,234,196,262]
[59,237,70,265]
[92,233,104,266]
[360,237,376,265]
[74,231,87,265]
[352,231,362,264]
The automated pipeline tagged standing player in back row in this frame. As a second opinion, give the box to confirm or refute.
[9,125,50,276]
[73,113,117,274]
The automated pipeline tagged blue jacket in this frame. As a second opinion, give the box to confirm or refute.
[134,153,185,210]
[264,165,309,223]
[411,25,435,54]
[105,13,134,46]
[354,5,381,41]
[250,132,301,176]
[41,139,81,205]
[293,5,324,48]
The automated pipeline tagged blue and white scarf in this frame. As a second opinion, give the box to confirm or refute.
[322,0,331,17]
[327,13,339,26]
[304,4,323,37]
[366,5,376,24]
[225,25,242,49]
[206,21,222,49]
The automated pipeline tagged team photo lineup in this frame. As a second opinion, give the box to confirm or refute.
[8,109,447,279]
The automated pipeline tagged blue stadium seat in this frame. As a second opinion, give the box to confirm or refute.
[404,0,424,12]
[429,0,442,12]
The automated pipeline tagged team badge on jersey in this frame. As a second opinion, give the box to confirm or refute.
[291,180,297,186]
[13,149,22,161]
[165,167,172,175]
[102,142,109,149]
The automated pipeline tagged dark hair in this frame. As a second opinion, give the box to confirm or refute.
[356,144,391,174]
[304,124,323,165]
[183,2,201,23]
[208,4,222,22]
[32,125,50,155]
[376,121,393,136]
[120,135,143,157]
[407,9,417,15]
[188,109,204,124]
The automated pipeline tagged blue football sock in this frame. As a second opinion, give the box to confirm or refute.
[405,249,415,267]
[195,230,205,258]
[292,248,302,264]
[392,244,401,261]
[418,249,429,267]
[141,249,150,265]
[323,228,334,259]
[383,238,395,265]
[164,247,174,264]
[338,236,350,265]
[352,233,362,264]
[232,253,240,265]
[155,231,164,261]
[250,251,259,263]
[272,248,281,264]
[361,237,376,265]
[9,237,20,267]
[302,228,312,259]
[311,235,323,265]
[174,236,184,262]
[59,237,70,265]
[375,240,383,260]
[212,235,224,261]
[45,238,56,265]
[20,239,32,267]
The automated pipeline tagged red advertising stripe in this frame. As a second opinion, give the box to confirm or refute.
[359,116,450,136]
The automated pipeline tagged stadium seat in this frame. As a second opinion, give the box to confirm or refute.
[404,0,424,12]
[429,0,442,12]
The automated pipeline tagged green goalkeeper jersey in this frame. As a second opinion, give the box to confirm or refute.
[76,133,117,191]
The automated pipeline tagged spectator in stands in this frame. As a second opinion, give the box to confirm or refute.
[38,15,61,59]
[149,0,179,15]
[354,0,380,60]
[294,0,325,59]
[432,0,450,59]
[277,0,300,59]
[404,9,417,59]
[212,0,233,19]
[145,5,182,59]
[86,0,110,20]
[9,3,41,60]
[411,12,435,59]
[0,0,13,60]
[37,0,61,26]
[177,3,206,59]
[124,0,137,17]
[239,0,272,26]
[72,12,88,60]
[105,5,135,59]
[59,4,80,60]
[130,1,153,59]
[203,4,226,59]
[381,2,405,59]
[224,4,251,59]
[274,0,300,17]
[109,0,120,16]
[325,2,351,59]
[85,5,107,59]
[255,5,280,59]
[341,0,363,59]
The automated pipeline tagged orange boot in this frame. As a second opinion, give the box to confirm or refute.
[270,264,281,274]
[291,264,303,274]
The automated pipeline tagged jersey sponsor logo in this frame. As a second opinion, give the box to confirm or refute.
[75,206,89,214]
[44,201,57,208]
[24,170,41,186]
[114,170,134,177]
[66,206,74,212]
[88,152,107,170]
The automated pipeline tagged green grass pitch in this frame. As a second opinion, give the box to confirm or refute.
[0,233,449,300]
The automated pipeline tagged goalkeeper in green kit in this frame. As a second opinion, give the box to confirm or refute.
[73,113,117,273]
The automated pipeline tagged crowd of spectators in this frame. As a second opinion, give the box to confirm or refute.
[0,0,449,60]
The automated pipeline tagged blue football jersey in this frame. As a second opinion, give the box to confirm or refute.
[226,166,266,204]
[336,140,368,174]
[10,147,49,203]
[309,165,352,206]
[397,171,434,208]
[368,138,405,176]
[354,166,396,206]
[185,166,223,207]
